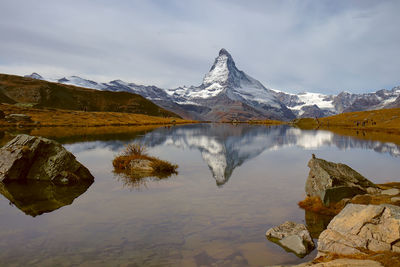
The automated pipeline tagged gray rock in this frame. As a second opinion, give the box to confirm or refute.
[5,114,33,123]
[266,221,315,257]
[129,159,153,172]
[391,197,400,203]
[317,204,400,256]
[381,188,400,196]
[306,156,377,206]
[0,134,94,184]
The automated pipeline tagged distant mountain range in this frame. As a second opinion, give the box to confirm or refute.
[0,73,178,118]
[25,49,400,121]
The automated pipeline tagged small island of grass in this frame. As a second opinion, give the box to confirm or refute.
[112,143,178,187]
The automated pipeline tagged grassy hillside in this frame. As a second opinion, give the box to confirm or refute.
[292,108,400,145]
[294,108,400,132]
[0,73,179,118]
[0,104,194,127]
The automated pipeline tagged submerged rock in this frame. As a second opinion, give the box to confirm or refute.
[306,155,377,206]
[266,221,315,257]
[317,204,400,256]
[0,134,94,184]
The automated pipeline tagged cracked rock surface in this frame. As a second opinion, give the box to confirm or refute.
[266,221,315,257]
[306,156,378,206]
[317,204,400,256]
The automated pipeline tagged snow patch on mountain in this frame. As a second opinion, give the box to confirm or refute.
[58,76,107,90]
[290,92,334,111]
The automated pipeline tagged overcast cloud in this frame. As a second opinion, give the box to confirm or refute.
[0,0,399,94]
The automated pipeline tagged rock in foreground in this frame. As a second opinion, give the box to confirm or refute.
[306,155,377,206]
[266,221,315,257]
[0,134,94,184]
[318,204,400,256]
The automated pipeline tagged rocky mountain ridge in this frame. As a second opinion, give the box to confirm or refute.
[25,49,400,120]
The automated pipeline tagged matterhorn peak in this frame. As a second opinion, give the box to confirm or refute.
[218,48,232,57]
[202,48,239,87]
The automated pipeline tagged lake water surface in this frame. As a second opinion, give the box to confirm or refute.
[0,123,399,266]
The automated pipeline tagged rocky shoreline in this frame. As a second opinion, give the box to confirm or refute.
[266,155,400,267]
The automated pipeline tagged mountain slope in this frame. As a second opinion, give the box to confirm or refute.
[0,74,180,118]
[165,49,296,121]
[23,49,400,120]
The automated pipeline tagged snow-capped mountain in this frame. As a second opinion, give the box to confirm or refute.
[165,49,295,121]
[25,48,400,121]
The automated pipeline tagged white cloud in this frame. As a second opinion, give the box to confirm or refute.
[0,0,399,93]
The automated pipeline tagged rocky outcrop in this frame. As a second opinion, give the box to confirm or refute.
[5,114,33,123]
[317,204,400,256]
[266,221,315,257]
[306,155,377,205]
[0,134,94,184]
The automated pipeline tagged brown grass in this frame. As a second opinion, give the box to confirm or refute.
[298,196,345,216]
[247,119,285,125]
[112,143,178,180]
[299,183,400,216]
[0,104,196,127]
[314,250,400,267]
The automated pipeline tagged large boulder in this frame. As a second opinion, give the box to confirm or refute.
[0,134,94,184]
[266,221,315,257]
[306,155,377,205]
[317,204,400,256]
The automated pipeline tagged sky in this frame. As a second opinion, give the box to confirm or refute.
[0,0,399,94]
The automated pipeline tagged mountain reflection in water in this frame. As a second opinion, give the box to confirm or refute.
[138,124,400,185]
[64,124,400,186]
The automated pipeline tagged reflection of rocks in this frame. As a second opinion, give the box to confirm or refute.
[266,221,315,257]
[305,210,334,239]
[306,156,377,206]
[0,135,94,184]
[318,204,400,256]
[0,180,92,217]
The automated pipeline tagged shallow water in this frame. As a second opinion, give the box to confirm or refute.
[0,123,399,266]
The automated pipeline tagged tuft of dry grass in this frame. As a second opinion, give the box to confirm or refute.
[122,143,147,157]
[298,196,346,216]
[112,142,178,185]
[150,159,178,178]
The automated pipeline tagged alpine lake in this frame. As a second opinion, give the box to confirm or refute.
[0,123,399,266]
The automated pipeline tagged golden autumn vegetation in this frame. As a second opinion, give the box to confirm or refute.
[0,104,195,127]
[112,143,178,189]
[293,108,400,133]
[298,182,400,216]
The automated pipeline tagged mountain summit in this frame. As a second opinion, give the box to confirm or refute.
[203,48,237,87]
[24,49,400,121]
[165,48,296,121]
